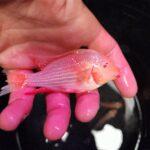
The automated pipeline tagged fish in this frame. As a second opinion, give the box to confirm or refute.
[0,49,119,96]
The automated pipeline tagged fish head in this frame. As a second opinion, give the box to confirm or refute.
[91,61,119,86]
[76,58,119,92]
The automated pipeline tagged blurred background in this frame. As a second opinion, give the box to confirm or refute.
[0,0,150,149]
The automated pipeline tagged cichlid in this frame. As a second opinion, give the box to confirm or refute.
[0,49,119,96]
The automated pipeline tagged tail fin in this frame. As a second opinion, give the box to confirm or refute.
[0,70,27,97]
[0,85,10,96]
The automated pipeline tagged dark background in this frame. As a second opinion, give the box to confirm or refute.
[0,0,150,149]
[84,0,150,149]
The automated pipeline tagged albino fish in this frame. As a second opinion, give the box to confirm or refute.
[0,49,119,96]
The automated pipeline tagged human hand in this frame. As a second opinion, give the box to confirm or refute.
[0,0,137,140]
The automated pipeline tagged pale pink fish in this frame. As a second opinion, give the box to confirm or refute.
[0,49,119,96]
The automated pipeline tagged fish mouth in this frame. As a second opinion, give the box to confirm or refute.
[0,41,67,70]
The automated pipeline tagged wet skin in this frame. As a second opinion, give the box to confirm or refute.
[0,0,137,140]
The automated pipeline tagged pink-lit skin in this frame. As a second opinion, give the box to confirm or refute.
[0,88,34,130]
[75,90,100,122]
[0,0,137,141]
[44,93,70,140]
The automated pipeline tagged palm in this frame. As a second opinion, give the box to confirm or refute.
[0,0,100,69]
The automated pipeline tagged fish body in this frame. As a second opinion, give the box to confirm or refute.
[0,49,119,96]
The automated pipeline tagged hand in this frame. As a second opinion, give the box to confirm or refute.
[0,0,137,140]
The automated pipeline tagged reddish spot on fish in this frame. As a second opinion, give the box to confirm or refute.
[25,87,53,95]
[116,74,120,78]
[103,62,108,68]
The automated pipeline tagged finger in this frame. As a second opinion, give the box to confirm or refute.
[0,87,35,131]
[77,4,137,97]
[75,90,100,122]
[89,25,137,98]
[44,92,70,141]
[0,70,35,130]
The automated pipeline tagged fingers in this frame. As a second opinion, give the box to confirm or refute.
[89,26,137,98]
[75,90,100,122]
[0,87,35,130]
[44,92,70,141]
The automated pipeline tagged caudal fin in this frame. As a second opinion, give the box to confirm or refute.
[0,85,10,96]
[0,70,27,97]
